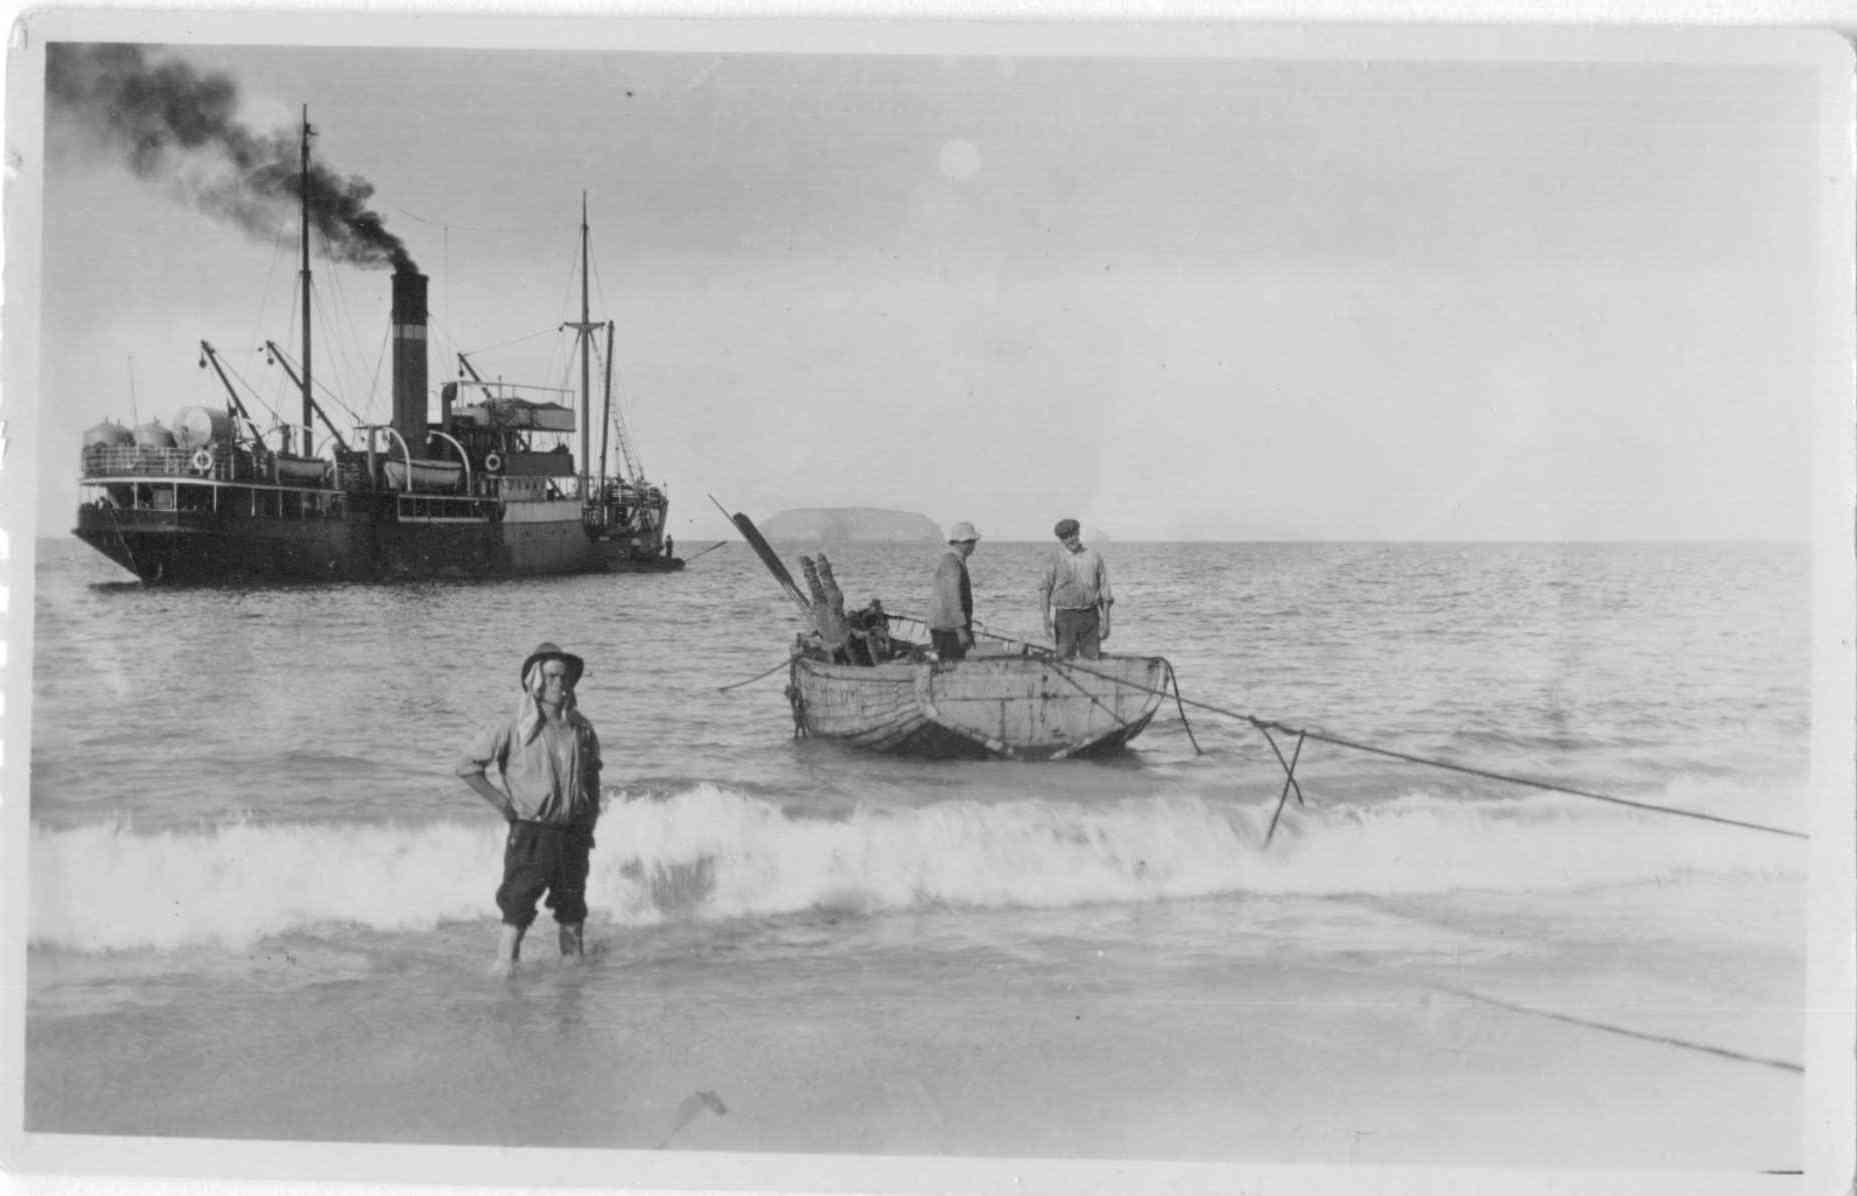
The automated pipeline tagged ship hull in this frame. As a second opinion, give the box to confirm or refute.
[789,651,1167,760]
[74,494,682,585]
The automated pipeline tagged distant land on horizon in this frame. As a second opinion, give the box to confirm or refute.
[760,507,943,544]
[756,508,1124,545]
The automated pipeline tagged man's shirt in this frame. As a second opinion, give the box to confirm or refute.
[1039,545,1112,610]
[457,710,602,825]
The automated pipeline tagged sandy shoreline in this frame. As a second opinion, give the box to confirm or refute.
[26,881,1802,1172]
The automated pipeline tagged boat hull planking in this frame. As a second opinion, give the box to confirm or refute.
[789,651,1167,760]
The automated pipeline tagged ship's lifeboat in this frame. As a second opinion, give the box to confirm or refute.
[383,458,466,492]
[274,455,331,485]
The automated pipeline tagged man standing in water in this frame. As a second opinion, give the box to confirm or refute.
[1039,517,1114,660]
[928,521,981,661]
[457,642,603,977]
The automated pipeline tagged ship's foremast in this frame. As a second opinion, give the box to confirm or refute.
[298,107,314,458]
[561,193,599,502]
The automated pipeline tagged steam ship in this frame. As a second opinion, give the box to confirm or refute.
[73,116,682,585]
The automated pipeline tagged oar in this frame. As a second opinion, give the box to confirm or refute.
[708,495,812,615]
[735,513,809,604]
[973,619,1055,657]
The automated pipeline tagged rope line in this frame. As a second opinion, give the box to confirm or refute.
[1434,985,1803,1074]
[681,540,730,565]
[458,326,566,361]
[1046,659,1138,732]
[736,618,1807,842]
[385,205,518,235]
[717,658,793,693]
[1161,661,1203,755]
[1265,723,1806,840]
[1036,657,1807,842]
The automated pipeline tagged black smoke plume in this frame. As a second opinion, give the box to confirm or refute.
[48,43,417,273]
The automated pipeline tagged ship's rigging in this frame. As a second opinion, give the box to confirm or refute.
[73,107,682,585]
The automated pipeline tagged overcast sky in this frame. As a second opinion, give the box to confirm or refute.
[23,24,1845,542]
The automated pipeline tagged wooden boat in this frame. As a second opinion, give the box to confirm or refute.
[718,506,1170,759]
[789,622,1169,760]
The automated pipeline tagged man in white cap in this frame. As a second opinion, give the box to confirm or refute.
[457,642,603,977]
[927,521,981,661]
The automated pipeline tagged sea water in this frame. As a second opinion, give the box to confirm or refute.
[22,538,1811,1168]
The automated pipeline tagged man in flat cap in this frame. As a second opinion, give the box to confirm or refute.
[457,642,603,977]
[1039,518,1114,660]
[928,521,981,661]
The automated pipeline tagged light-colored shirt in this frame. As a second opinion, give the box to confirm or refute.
[927,550,973,631]
[457,709,602,825]
[1039,545,1113,611]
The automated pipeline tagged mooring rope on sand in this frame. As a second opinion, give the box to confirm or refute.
[1431,985,1803,1075]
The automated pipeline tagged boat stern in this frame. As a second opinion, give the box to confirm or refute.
[924,653,1168,760]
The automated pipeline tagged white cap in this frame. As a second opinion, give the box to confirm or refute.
[946,521,981,543]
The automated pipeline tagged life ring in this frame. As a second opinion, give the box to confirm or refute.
[190,449,215,475]
[483,452,504,474]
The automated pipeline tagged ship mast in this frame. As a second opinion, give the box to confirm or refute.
[298,106,314,457]
[578,193,592,501]
[599,320,615,495]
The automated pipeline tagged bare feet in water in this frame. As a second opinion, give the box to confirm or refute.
[491,924,525,977]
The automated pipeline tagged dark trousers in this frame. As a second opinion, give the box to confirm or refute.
[1054,608,1101,660]
[930,628,968,661]
[496,820,592,928]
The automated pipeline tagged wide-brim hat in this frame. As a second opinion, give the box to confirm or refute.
[946,521,982,543]
[521,642,585,687]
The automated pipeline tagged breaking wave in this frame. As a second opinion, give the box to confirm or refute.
[30,780,1805,952]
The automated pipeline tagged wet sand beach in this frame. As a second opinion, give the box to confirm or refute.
[27,875,1802,1171]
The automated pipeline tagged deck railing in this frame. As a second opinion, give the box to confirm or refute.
[90,445,376,494]
[81,444,215,478]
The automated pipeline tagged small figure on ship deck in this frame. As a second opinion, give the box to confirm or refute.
[1040,518,1114,660]
[928,521,981,661]
[457,641,603,977]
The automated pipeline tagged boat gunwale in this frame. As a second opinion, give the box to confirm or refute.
[788,650,1170,759]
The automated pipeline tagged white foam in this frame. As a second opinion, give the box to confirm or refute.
[30,781,1805,953]
[31,818,501,952]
